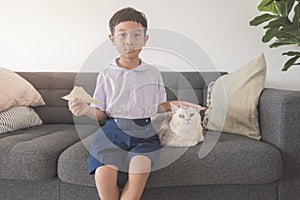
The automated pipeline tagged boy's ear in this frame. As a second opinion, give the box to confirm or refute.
[143,35,149,46]
[109,34,115,45]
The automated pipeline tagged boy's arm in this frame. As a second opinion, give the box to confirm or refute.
[158,100,206,113]
[85,107,107,122]
[68,99,107,122]
[158,101,173,113]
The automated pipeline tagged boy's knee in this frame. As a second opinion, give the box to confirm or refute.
[95,165,119,186]
[95,165,119,177]
[129,155,151,173]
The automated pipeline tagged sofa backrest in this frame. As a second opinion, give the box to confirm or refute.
[17,71,225,124]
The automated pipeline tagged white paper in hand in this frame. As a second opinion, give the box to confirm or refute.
[62,86,102,105]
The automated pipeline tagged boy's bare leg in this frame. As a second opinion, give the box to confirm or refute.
[120,155,151,200]
[95,165,120,200]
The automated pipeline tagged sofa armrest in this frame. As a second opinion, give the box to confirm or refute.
[259,88,300,163]
[259,88,300,200]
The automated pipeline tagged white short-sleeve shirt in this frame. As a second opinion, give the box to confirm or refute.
[90,59,167,119]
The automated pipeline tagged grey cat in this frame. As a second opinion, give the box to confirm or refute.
[152,103,204,147]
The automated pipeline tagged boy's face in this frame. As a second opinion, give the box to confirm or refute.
[109,21,148,59]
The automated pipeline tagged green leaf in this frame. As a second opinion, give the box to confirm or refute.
[282,51,300,56]
[287,0,296,14]
[252,0,300,71]
[263,16,292,28]
[276,25,300,42]
[293,2,300,24]
[277,24,299,33]
[250,14,279,26]
[276,1,287,16]
[269,39,295,47]
[282,55,300,71]
[262,27,280,42]
[276,0,296,16]
[258,0,279,14]
[263,0,275,7]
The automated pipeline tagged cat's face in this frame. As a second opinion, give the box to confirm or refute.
[171,103,201,125]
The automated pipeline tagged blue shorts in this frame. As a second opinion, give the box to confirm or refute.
[87,117,161,174]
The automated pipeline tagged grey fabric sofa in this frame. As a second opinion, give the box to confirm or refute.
[0,71,299,200]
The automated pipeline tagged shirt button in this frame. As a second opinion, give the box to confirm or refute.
[114,119,118,122]
[145,119,149,123]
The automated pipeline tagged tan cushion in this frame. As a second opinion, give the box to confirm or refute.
[0,68,45,112]
[0,106,43,133]
[202,54,266,140]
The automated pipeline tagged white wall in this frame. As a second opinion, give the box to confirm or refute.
[0,0,299,90]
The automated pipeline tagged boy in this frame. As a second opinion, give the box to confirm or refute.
[68,7,205,200]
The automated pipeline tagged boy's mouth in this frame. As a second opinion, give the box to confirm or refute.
[125,49,135,53]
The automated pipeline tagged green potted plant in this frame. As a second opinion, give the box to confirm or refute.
[250,0,300,71]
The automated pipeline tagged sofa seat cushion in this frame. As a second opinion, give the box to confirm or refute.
[58,130,282,188]
[0,124,98,181]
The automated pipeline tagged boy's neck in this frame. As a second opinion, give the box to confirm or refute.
[116,57,141,70]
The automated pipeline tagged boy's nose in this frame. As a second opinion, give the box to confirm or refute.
[126,39,133,46]
[126,36,134,46]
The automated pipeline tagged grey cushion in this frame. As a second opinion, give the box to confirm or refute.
[58,130,282,188]
[59,181,277,200]
[161,71,226,105]
[17,72,226,124]
[58,134,131,188]
[17,72,98,124]
[0,124,98,180]
[0,177,59,200]
[141,183,278,200]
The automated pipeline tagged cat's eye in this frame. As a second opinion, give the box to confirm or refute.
[190,113,195,117]
[179,114,185,118]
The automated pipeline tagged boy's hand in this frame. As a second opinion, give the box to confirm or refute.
[68,99,90,116]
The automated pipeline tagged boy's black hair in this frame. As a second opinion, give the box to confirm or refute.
[109,7,148,35]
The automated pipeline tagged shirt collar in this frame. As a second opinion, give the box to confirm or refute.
[109,58,150,72]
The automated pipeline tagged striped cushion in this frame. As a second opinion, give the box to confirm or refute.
[0,106,43,133]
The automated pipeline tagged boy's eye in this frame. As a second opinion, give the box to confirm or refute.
[190,113,195,117]
[179,114,185,118]
[134,33,141,37]
[117,33,126,38]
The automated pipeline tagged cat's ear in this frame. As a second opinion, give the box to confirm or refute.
[170,102,180,113]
